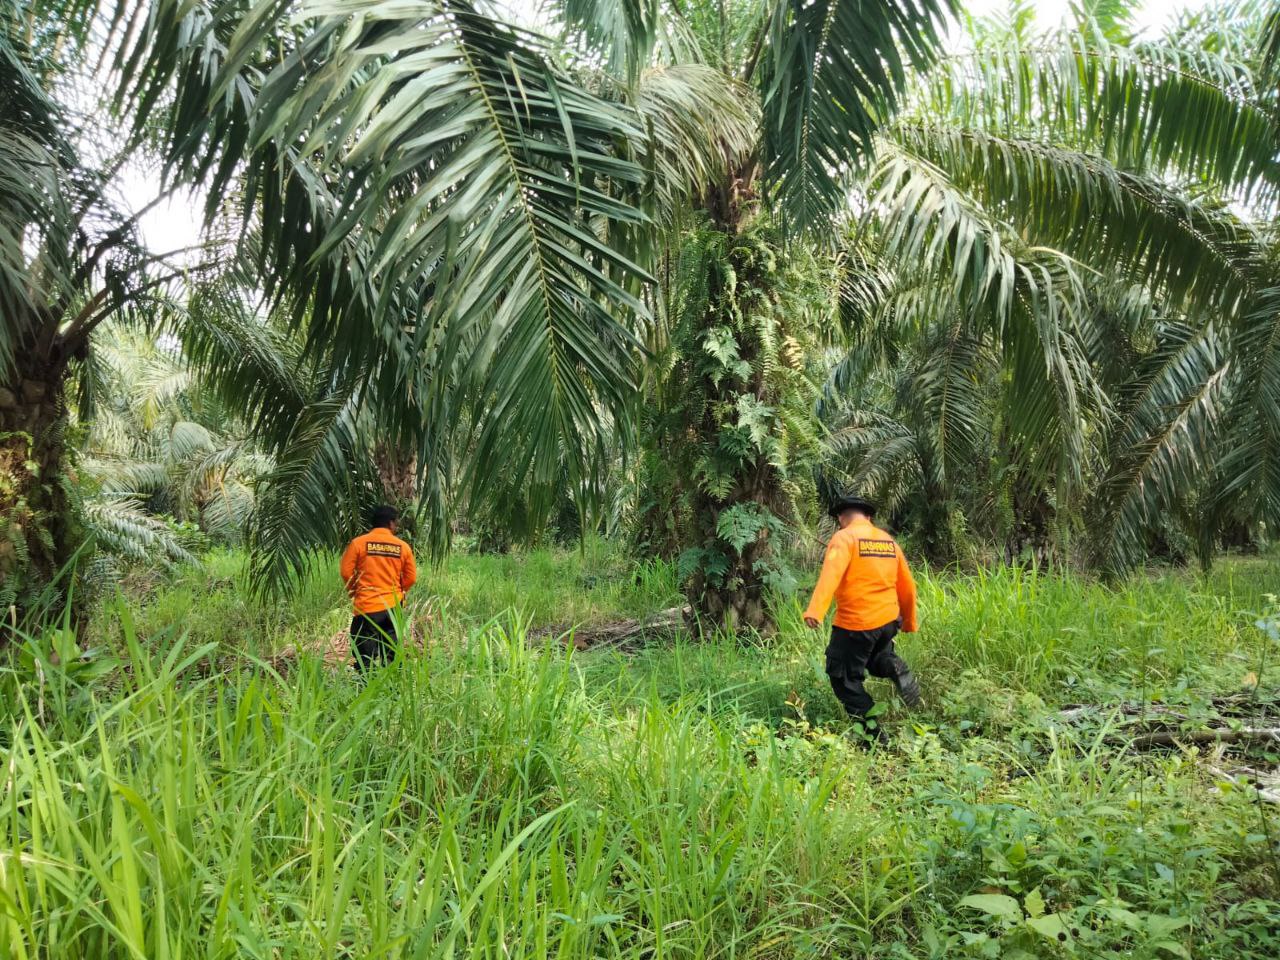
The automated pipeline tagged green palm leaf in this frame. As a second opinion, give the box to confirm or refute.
[891,124,1259,320]
[1088,322,1227,573]
[907,324,993,487]
[1259,4,1280,90]
[927,34,1280,203]
[0,17,75,375]
[563,0,662,83]
[246,395,377,593]
[1214,281,1280,527]
[82,498,197,567]
[759,0,954,231]
[175,1,649,553]
[179,283,397,586]
[633,63,758,217]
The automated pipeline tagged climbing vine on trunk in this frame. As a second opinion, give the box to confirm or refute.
[0,356,80,618]
[636,218,828,632]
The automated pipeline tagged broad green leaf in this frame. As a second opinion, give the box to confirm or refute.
[1023,887,1045,919]
[1026,912,1073,941]
[958,893,1022,923]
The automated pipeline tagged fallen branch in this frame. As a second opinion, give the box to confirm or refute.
[1058,694,1280,721]
[1128,727,1280,750]
[530,606,690,649]
[562,605,690,650]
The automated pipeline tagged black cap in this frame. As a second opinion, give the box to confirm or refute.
[828,494,875,519]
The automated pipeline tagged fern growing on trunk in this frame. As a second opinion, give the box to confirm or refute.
[638,219,827,632]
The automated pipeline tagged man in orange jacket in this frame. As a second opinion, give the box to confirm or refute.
[340,505,417,672]
[803,495,921,737]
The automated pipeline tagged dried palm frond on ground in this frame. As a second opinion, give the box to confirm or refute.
[531,605,691,651]
[1056,694,1280,802]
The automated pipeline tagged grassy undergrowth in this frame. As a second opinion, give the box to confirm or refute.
[2,549,1278,957]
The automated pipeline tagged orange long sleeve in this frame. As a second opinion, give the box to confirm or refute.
[803,536,852,623]
[401,544,417,592]
[895,547,918,633]
[803,520,919,631]
[340,539,359,597]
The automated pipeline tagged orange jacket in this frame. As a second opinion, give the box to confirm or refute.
[803,519,918,632]
[340,527,417,614]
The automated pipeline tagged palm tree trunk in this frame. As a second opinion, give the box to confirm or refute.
[0,350,77,620]
[1003,477,1056,567]
[671,180,795,636]
[374,443,417,503]
[687,463,782,634]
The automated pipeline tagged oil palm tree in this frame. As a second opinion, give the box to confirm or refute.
[818,316,998,564]
[563,0,961,629]
[577,0,1279,619]
[75,326,268,547]
[820,0,1280,574]
[1,4,204,605]
[2,0,958,618]
[1,0,660,608]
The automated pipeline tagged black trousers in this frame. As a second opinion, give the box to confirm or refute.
[825,620,916,718]
[350,610,397,672]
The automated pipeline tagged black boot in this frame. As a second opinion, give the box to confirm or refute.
[867,643,923,710]
[894,666,922,708]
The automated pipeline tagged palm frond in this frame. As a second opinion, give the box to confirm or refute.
[81,457,170,497]
[179,285,311,448]
[1088,322,1227,574]
[822,407,923,516]
[832,237,898,341]
[869,144,1109,488]
[866,143,1086,327]
[1162,0,1272,65]
[925,33,1280,204]
[247,396,377,596]
[82,498,197,567]
[1214,280,1280,528]
[166,420,215,462]
[562,0,661,83]
[200,478,256,542]
[178,282,396,580]
[633,63,758,216]
[1260,4,1280,90]
[758,0,954,231]
[905,324,994,486]
[274,2,649,548]
[0,16,74,374]
[174,439,257,509]
[1073,0,1136,42]
[890,124,1259,320]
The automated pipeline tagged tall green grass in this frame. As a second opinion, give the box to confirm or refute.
[5,551,1279,959]
[91,541,683,657]
[904,561,1273,695]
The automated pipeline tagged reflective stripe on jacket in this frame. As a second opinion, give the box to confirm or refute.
[803,519,918,632]
[340,527,418,614]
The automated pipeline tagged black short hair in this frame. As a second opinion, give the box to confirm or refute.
[371,504,398,527]
[828,495,876,519]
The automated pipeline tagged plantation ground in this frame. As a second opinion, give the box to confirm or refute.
[3,547,1279,958]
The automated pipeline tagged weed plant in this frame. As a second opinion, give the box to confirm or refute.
[2,551,1277,957]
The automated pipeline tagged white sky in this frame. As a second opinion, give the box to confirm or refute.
[128,0,1213,255]
[962,0,1205,34]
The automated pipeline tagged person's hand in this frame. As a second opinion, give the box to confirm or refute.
[803,616,820,629]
